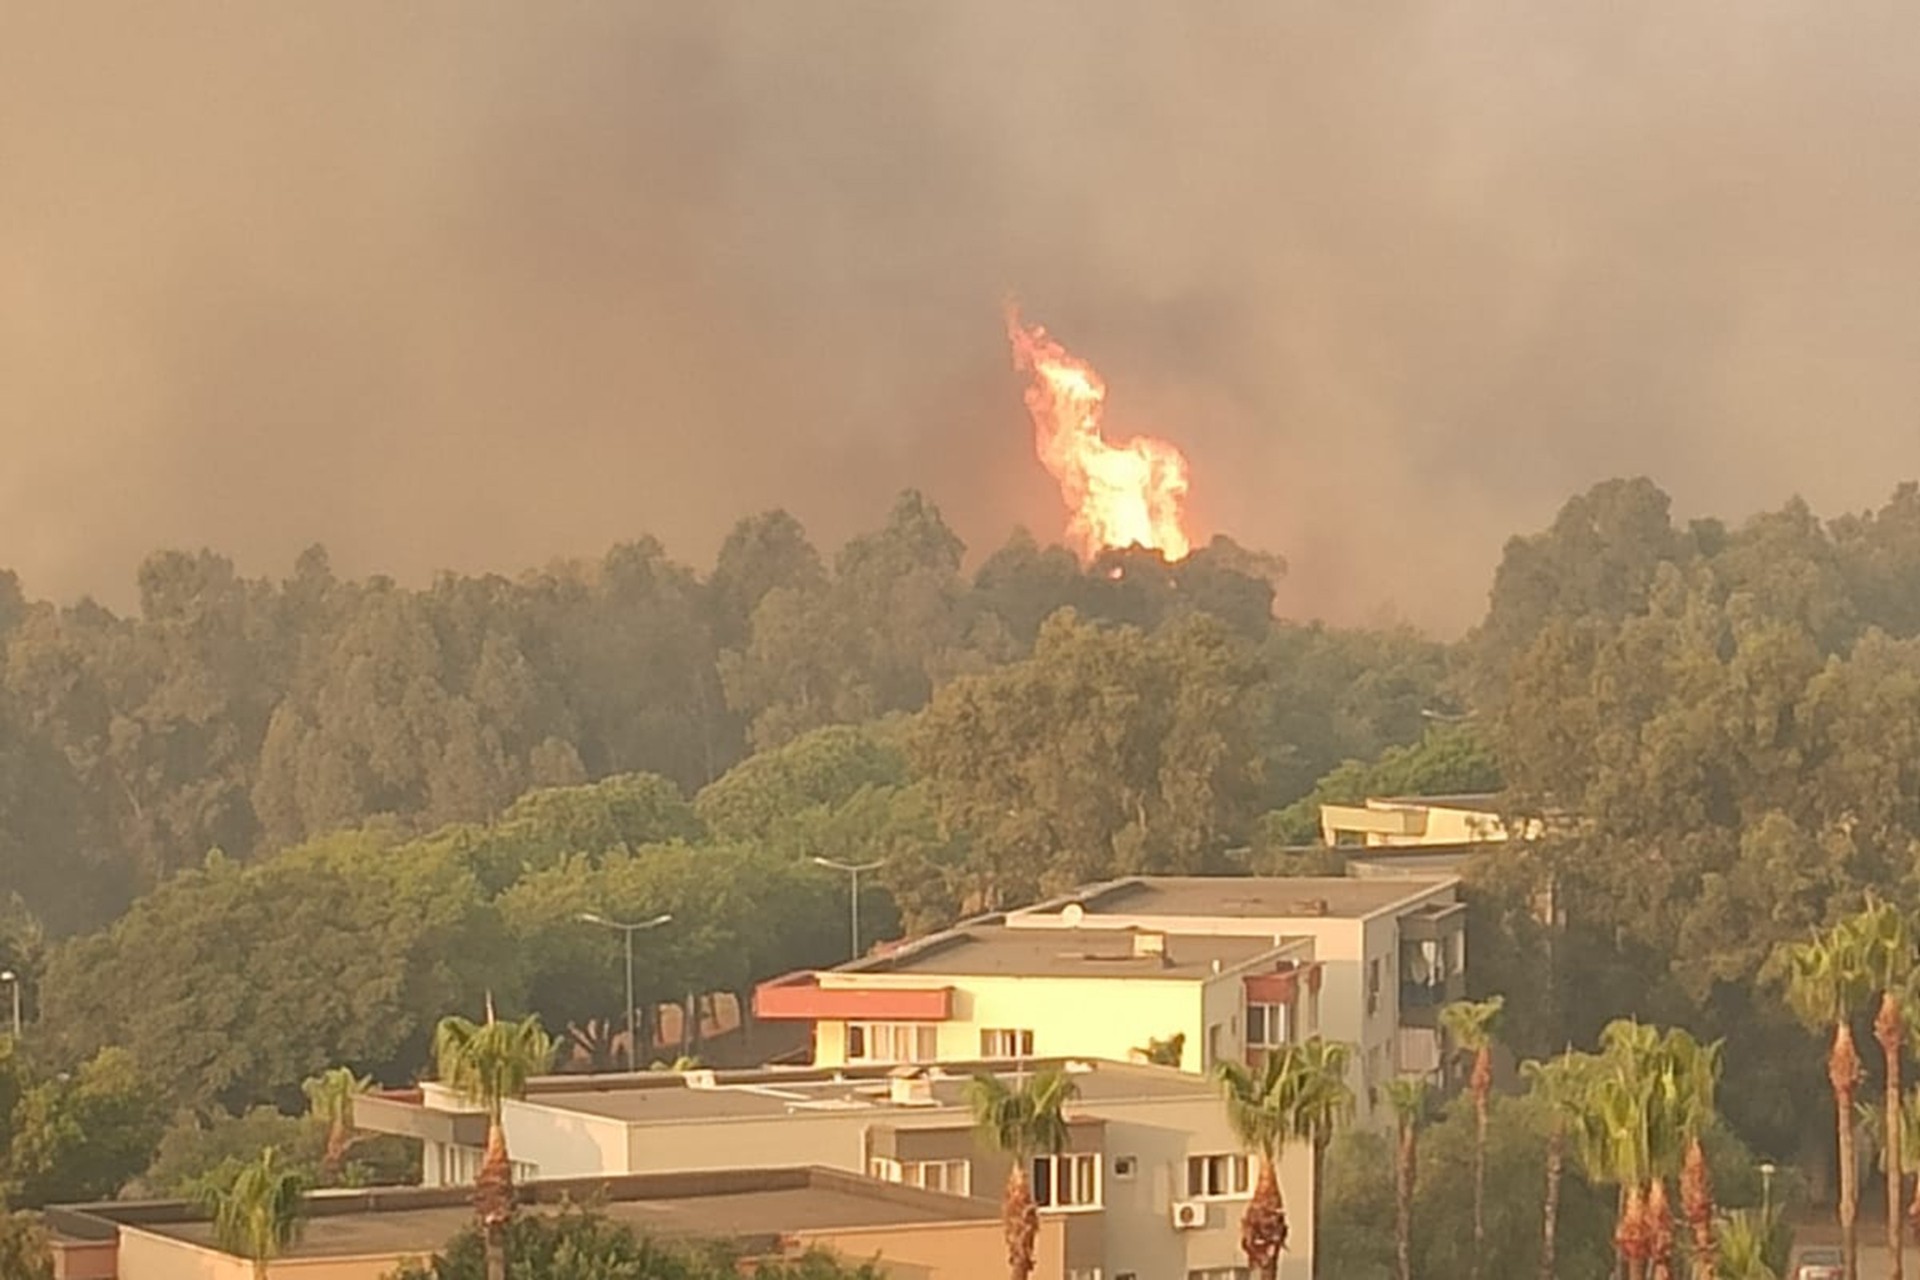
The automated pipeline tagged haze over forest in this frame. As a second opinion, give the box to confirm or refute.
[8,5,1920,632]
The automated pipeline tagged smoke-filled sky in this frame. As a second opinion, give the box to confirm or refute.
[6,4,1920,633]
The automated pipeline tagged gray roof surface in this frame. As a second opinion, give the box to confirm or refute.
[1024,875,1454,921]
[123,1171,996,1260]
[858,923,1284,979]
[524,1059,1217,1126]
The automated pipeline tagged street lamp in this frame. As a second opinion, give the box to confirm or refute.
[0,970,18,1040]
[575,913,672,1072]
[811,857,884,962]
[1758,1160,1777,1220]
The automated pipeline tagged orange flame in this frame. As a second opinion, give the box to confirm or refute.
[1006,307,1192,561]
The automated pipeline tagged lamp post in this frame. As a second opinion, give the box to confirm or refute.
[0,970,18,1040]
[811,857,884,962]
[1759,1160,1777,1221]
[575,913,672,1072]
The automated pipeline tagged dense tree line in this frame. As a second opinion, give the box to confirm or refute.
[18,474,1920,1221]
[0,492,1436,940]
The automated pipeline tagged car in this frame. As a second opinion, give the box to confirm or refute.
[1792,1246,1843,1280]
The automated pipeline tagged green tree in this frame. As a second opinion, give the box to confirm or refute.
[0,1207,52,1280]
[1856,897,1914,1280]
[1522,1052,1596,1280]
[1215,1038,1354,1280]
[197,1146,307,1280]
[433,1007,555,1280]
[1777,920,1872,1280]
[4,1046,166,1207]
[1441,996,1505,1280]
[301,1067,370,1186]
[1714,1208,1779,1280]
[1383,1077,1430,1280]
[964,1065,1078,1280]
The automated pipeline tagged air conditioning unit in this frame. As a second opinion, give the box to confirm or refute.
[1170,1200,1206,1230]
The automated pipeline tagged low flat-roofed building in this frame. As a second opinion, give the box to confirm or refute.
[354,1057,1314,1280]
[47,1165,1056,1280]
[1319,792,1511,847]
[754,923,1316,1075]
[1002,875,1466,1125]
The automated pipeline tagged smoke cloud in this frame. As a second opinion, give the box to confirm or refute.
[5,4,1919,632]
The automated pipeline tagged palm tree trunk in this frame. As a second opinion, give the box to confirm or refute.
[1398,1117,1417,1280]
[474,1116,514,1280]
[1471,1045,1491,1280]
[1646,1176,1675,1280]
[1241,1150,1288,1280]
[1681,1135,1715,1280]
[1540,1120,1563,1280]
[1618,1183,1650,1280]
[1002,1161,1039,1280]
[1880,992,1906,1280]
[322,1117,349,1186]
[1835,1021,1863,1280]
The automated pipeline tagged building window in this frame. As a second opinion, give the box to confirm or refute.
[869,1156,971,1196]
[1246,1002,1291,1049]
[1031,1152,1100,1208]
[1186,1153,1251,1199]
[1367,958,1382,1016]
[846,1022,938,1063]
[1067,1270,1105,1280]
[1306,980,1321,1034]
[1187,1270,1252,1280]
[980,1028,1035,1057]
[1113,1155,1138,1180]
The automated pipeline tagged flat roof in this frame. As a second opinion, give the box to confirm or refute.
[846,923,1289,979]
[56,1168,994,1261]
[1018,875,1456,922]
[1369,792,1505,813]
[519,1058,1219,1126]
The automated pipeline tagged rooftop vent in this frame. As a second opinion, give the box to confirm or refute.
[685,1070,718,1090]
[1289,898,1331,917]
[888,1073,937,1107]
[1131,931,1168,959]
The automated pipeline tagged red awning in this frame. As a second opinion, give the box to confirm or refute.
[753,972,954,1022]
[1244,962,1321,1004]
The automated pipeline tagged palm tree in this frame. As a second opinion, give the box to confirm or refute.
[1715,1209,1780,1280]
[199,1146,307,1280]
[1857,896,1914,1280]
[1577,1022,1720,1280]
[1441,995,1505,1280]
[1523,1052,1594,1280]
[1216,1037,1354,1280]
[301,1066,370,1186]
[1779,920,1873,1280]
[1383,1077,1430,1280]
[964,1064,1078,1280]
[433,1003,556,1280]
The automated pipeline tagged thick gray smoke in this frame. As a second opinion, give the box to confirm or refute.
[5,4,1919,632]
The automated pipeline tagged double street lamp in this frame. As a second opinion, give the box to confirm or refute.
[575,912,672,1072]
[811,857,883,962]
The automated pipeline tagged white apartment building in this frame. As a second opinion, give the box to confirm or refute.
[355,1058,1317,1280]
[753,923,1320,1076]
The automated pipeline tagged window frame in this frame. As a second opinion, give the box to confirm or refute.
[845,1021,938,1063]
[979,1027,1036,1058]
[1246,1001,1291,1050]
[1030,1151,1102,1210]
[1185,1152,1252,1200]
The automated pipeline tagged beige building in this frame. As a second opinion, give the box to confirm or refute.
[754,923,1319,1075]
[355,1058,1316,1280]
[997,877,1466,1126]
[1318,792,1512,847]
[48,1166,1053,1280]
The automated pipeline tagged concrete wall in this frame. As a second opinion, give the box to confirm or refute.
[799,1218,1066,1280]
[500,1098,632,1179]
[111,1229,419,1280]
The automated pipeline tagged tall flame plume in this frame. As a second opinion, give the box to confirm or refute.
[1006,306,1192,561]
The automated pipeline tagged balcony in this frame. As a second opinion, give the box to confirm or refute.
[1397,972,1465,1027]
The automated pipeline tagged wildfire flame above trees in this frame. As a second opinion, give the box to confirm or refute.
[1006,306,1193,562]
